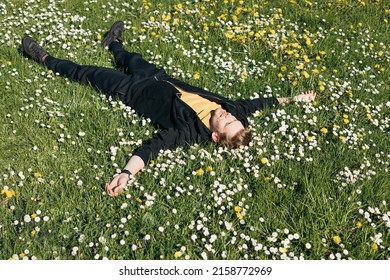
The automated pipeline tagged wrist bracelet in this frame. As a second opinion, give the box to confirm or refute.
[120,169,133,178]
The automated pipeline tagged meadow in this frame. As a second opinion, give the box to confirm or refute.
[0,0,389,260]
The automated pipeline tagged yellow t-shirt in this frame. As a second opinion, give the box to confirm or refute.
[175,86,221,128]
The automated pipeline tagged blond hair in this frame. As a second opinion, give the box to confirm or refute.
[218,128,252,149]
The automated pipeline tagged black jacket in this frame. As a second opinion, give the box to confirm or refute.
[130,73,279,164]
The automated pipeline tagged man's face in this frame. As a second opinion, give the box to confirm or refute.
[209,108,244,142]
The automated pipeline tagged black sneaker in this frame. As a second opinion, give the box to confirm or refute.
[101,20,124,47]
[22,35,49,63]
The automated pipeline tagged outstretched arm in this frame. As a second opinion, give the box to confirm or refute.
[277,90,316,104]
[105,155,145,196]
[105,127,193,197]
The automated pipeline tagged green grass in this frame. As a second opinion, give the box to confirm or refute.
[0,0,389,260]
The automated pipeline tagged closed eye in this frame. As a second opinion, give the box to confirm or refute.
[224,120,239,128]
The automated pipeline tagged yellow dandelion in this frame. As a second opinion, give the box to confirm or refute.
[343,118,349,124]
[286,50,294,55]
[303,55,310,62]
[196,168,204,176]
[174,251,181,259]
[236,212,243,220]
[234,206,241,213]
[367,114,372,120]
[302,71,310,79]
[332,235,341,245]
[320,127,328,134]
[224,31,234,39]
[319,85,325,91]
[1,189,16,199]
[31,230,37,237]
[7,61,12,66]
[31,213,37,219]
[306,136,314,142]
[356,221,363,228]
[261,157,268,164]
[264,176,272,182]
[135,197,143,203]
[193,71,200,80]
[339,136,346,142]
[34,172,42,178]
[174,3,183,10]
[371,243,378,251]
[96,34,102,40]
[206,166,213,172]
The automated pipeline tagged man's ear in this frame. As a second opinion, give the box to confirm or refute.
[211,132,219,143]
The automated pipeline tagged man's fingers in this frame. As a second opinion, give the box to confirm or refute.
[105,183,117,196]
[105,182,125,197]
[105,174,130,196]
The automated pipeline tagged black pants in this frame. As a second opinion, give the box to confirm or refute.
[44,42,166,105]
[43,43,179,126]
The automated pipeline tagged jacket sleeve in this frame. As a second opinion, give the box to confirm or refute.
[133,128,194,165]
[232,97,279,118]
